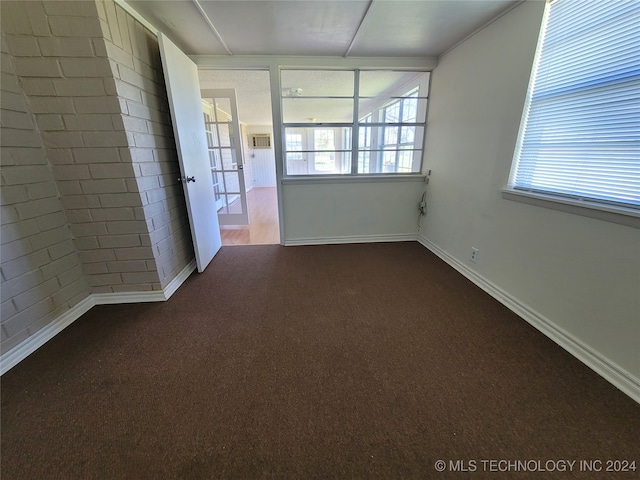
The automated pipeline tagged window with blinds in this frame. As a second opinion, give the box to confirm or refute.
[508,0,640,212]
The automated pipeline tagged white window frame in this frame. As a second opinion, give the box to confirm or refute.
[504,0,640,227]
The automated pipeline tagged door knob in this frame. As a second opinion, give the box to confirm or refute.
[177,176,196,183]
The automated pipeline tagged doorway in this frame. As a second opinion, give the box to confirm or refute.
[198,69,280,245]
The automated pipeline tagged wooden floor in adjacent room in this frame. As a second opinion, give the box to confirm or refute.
[220,187,279,245]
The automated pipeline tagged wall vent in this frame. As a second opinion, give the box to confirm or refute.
[251,134,271,149]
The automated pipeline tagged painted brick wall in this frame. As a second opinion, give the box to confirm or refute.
[1,0,195,356]
[1,30,90,353]
[98,0,193,287]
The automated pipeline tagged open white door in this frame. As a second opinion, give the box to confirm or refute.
[158,33,222,272]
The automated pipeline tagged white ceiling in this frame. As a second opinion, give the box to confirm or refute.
[126,0,520,57]
[126,0,521,125]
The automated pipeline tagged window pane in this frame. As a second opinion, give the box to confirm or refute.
[359,71,430,97]
[358,126,425,150]
[286,152,351,175]
[359,98,428,123]
[359,150,422,174]
[281,70,354,97]
[283,98,354,123]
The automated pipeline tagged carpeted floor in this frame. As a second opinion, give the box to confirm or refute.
[1,242,639,479]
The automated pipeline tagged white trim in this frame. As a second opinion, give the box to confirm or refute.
[114,0,159,35]
[417,234,640,404]
[0,296,95,375]
[92,290,167,305]
[0,260,197,375]
[162,259,197,299]
[282,175,426,186]
[285,233,417,246]
[502,188,640,229]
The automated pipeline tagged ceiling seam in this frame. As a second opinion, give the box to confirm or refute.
[344,0,375,58]
[192,0,234,56]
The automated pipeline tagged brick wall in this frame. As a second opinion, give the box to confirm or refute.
[99,0,193,287]
[1,30,90,353]
[1,0,195,355]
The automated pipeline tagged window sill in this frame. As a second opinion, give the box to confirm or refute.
[501,188,640,229]
[282,174,427,185]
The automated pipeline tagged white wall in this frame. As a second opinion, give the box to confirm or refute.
[421,1,640,395]
[282,178,425,244]
[246,125,276,187]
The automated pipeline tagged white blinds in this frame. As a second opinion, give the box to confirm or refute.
[510,0,640,209]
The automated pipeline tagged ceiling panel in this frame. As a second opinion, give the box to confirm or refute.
[198,0,370,56]
[127,0,229,54]
[349,0,518,57]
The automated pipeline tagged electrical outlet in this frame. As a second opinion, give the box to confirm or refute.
[470,247,479,263]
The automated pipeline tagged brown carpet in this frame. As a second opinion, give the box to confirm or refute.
[1,242,639,479]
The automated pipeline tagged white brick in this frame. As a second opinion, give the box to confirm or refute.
[1,328,30,354]
[106,43,134,70]
[53,165,91,180]
[88,163,134,179]
[54,78,106,97]
[1,109,34,130]
[100,193,141,208]
[41,131,83,148]
[1,71,22,94]
[0,185,29,205]
[57,265,84,288]
[63,114,113,131]
[70,222,107,237]
[29,96,75,114]
[113,246,155,260]
[98,234,141,248]
[108,260,147,273]
[80,178,127,194]
[48,16,103,38]
[73,96,121,114]
[129,147,154,163]
[1,128,42,148]
[37,211,68,231]
[38,37,94,57]
[1,249,50,280]
[59,58,113,78]
[40,252,81,280]
[35,114,65,130]
[126,101,151,120]
[0,268,44,300]
[121,271,159,284]
[74,236,99,250]
[56,180,82,195]
[0,91,29,113]
[0,2,32,35]
[72,147,121,164]
[5,35,40,56]
[122,115,147,133]
[83,262,108,274]
[2,166,54,185]
[10,147,48,165]
[93,39,108,58]
[65,209,92,223]
[1,300,18,321]
[19,78,56,96]
[48,239,75,260]
[78,250,116,264]
[52,277,88,308]
[12,277,59,311]
[114,79,141,102]
[47,149,74,164]
[23,1,51,36]
[26,181,58,200]
[0,218,38,242]
[29,225,69,251]
[88,273,123,287]
[43,1,99,18]
[0,206,20,225]
[81,131,129,147]
[13,57,61,77]
[61,194,100,210]
[106,220,148,235]
[1,238,33,262]
[91,206,135,220]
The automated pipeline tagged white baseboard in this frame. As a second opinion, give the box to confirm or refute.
[0,295,95,375]
[284,233,418,246]
[0,259,197,375]
[417,234,640,404]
